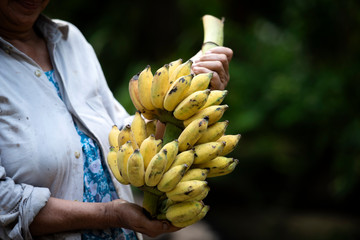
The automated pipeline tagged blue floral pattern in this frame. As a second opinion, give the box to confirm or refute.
[45,70,137,240]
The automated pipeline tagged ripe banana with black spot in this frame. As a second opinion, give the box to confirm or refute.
[168,58,183,78]
[206,158,239,178]
[168,59,192,85]
[144,148,168,187]
[193,156,237,175]
[140,134,160,169]
[118,124,138,150]
[145,119,157,137]
[216,134,241,156]
[107,147,129,185]
[183,72,213,98]
[108,125,120,151]
[185,185,210,202]
[129,74,154,120]
[170,149,195,171]
[138,65,155,111]
[178,117,208,152]
[200,90,228,110]
[163,74,193,111]
[165,200,204,223]
[157,164,188,192]
[166,180,208,202]
[193,141,226,164]
[196,120,229,144]
[183,105,229,127]
[127,149,145,187]
[117,141,134,183]
[162,140,179,172]
[171,205,210,228]
[151,64,170,109]
[131,111,147,146]
[173,89,210,120]
[181,168,209,182]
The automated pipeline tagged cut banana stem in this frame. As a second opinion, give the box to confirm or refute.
[202,15,224,53]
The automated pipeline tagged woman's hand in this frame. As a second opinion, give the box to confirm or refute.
[191,46,233,90]
[107,199,180,238]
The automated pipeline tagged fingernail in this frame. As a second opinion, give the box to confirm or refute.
[162,221,170,230]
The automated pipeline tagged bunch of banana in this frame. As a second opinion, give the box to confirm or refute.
[106,14,242,228]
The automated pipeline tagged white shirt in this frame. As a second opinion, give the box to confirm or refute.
[0,15,135,240]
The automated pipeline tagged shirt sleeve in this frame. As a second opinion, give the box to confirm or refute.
[0,161,51,240]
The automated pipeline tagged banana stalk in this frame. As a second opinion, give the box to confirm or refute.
[202,15,224,53]
[140,185,164,217]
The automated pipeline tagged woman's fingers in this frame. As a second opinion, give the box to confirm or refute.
[191,46,233,90]
[109,200,181,238]
[205,46,233,62]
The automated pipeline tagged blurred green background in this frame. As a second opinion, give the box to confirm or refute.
[44,0,360,239]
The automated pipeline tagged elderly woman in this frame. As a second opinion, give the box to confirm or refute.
[0,0,233,239]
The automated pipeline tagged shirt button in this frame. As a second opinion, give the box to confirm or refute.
[75,151,81,159]
[35,69,42,77]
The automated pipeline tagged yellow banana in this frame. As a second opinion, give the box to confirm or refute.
[173,89,211,120]
[117,141,134,183]
[127,149,145,187]
[200,90,228,110]
[216,134,241,156]
[129,74,154,120]
[196,120,229,144]
[183,104,229,127]
[108,125,120,151]
[170,149,195,171]
[139,134,159,169]
[194,156,236,171]
[166,180,208,202]
[206,158,239,178]
[163,74,193,111]
[178,118,208,152]
[155,138,163,152]
[171,205,210,228]
[131,111,147,146]
[166,200,204,223]
[168,59,192,85]
[144,149,168,187]
[157,164,188,192]
[185,185,210,202]
[193,141,225,164]
[138,65,155,111]
[183,72,212,98]
[168,58,182,78]
[162,140,179,172]
[151,64,170,109]
[118,124,138,150]
[106,147,129,185]
[145,119,157,137]
[181,168,209,182]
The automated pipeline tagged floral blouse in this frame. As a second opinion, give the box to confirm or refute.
[45,70,137,240]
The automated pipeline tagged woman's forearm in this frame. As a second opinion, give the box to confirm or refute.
[29,197,109,236]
